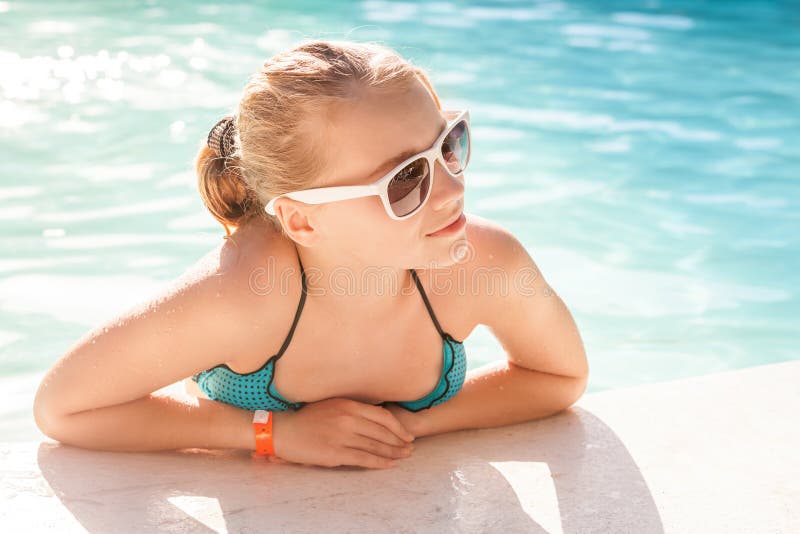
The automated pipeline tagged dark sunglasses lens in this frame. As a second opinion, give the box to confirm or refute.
[441,120,470,175]
[388,157,430,217]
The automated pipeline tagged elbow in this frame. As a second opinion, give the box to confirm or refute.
[559,373,589,411]
[573,373,589,401]
[34,405,76,446]
[565,348,590,406]
[33,397,58,441]
[33,385,69,442]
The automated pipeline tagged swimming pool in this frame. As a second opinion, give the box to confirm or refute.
[1,0,797,440]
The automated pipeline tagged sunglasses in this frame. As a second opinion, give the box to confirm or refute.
[265,109,471,220]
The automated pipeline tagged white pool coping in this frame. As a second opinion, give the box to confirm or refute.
[2,359,798,532]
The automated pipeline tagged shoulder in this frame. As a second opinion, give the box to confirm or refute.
[465,212,548,304]
[164,222,304,366]
[461,213,532,267]
[33,223,300,420]
[416,212,531,274]
[458,214,589,380]
[163,220,301,327]
[449,213,545,290]
[414,213,548,335]
[205,221,300,308]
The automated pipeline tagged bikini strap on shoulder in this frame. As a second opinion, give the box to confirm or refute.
[275,242,308,358]
[410,268,446,338]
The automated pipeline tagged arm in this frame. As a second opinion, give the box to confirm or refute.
[32,248,276,452]
[387,218,589,438]
[389,362,586,440]
[40,391,254,452]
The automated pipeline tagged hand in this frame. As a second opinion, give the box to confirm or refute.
[270,397,416,469]
[382,401,422,439]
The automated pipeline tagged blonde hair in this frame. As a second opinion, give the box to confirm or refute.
[194,39,443,240]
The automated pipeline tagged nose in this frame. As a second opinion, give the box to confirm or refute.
[428,159,464,212]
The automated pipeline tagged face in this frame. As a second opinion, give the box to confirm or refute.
[305,79,466,269]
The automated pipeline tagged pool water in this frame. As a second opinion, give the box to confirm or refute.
[1,0,798,440]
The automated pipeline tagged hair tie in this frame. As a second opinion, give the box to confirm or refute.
[207,115,237,158]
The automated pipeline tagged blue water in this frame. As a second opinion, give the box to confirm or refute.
[1,0,798,441]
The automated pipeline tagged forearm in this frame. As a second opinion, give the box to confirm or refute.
[401,359,587,439]
[37,393,255,453]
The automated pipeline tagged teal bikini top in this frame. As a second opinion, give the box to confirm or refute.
[192,247,467,413]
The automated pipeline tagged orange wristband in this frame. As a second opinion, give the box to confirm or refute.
[253,410,274,456]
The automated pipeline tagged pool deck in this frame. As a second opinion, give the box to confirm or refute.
[2,359,798,533]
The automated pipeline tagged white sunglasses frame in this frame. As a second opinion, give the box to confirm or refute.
[264,109,471,220]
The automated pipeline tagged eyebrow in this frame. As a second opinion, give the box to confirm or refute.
[368,118,449,179]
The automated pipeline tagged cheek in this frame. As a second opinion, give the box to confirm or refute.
[364,213,418,247]
[325,200,377,234]
[344,203,425,254]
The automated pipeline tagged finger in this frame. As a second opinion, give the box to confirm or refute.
[345,433,414,460]
[339,447,397,469]
[359,404,415,442]
[351,416,410,447]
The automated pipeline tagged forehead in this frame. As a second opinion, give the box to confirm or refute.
[322,80,446,186]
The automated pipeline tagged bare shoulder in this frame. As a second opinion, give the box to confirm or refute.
[174,220,299,309]
[195,221,306,344]
[418,212,541,285]
[462,211,550,298]
[412,213,545,340]
[33,221,296,422]
[456,217,588,380]
[462,213,534,267]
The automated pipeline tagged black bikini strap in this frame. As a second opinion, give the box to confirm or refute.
[275,242,307,358]
[410,269,446,338]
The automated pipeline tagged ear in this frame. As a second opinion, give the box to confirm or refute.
[274,200,321,247]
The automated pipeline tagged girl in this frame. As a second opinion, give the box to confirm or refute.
[33,40,588,470]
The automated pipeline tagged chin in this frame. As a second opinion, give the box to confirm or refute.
[431,257,459,269]
[425,238,470,269]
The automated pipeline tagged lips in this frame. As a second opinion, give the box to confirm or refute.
[427,211,463,236]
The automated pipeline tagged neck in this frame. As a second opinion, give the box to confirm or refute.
[293,243,417,317]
